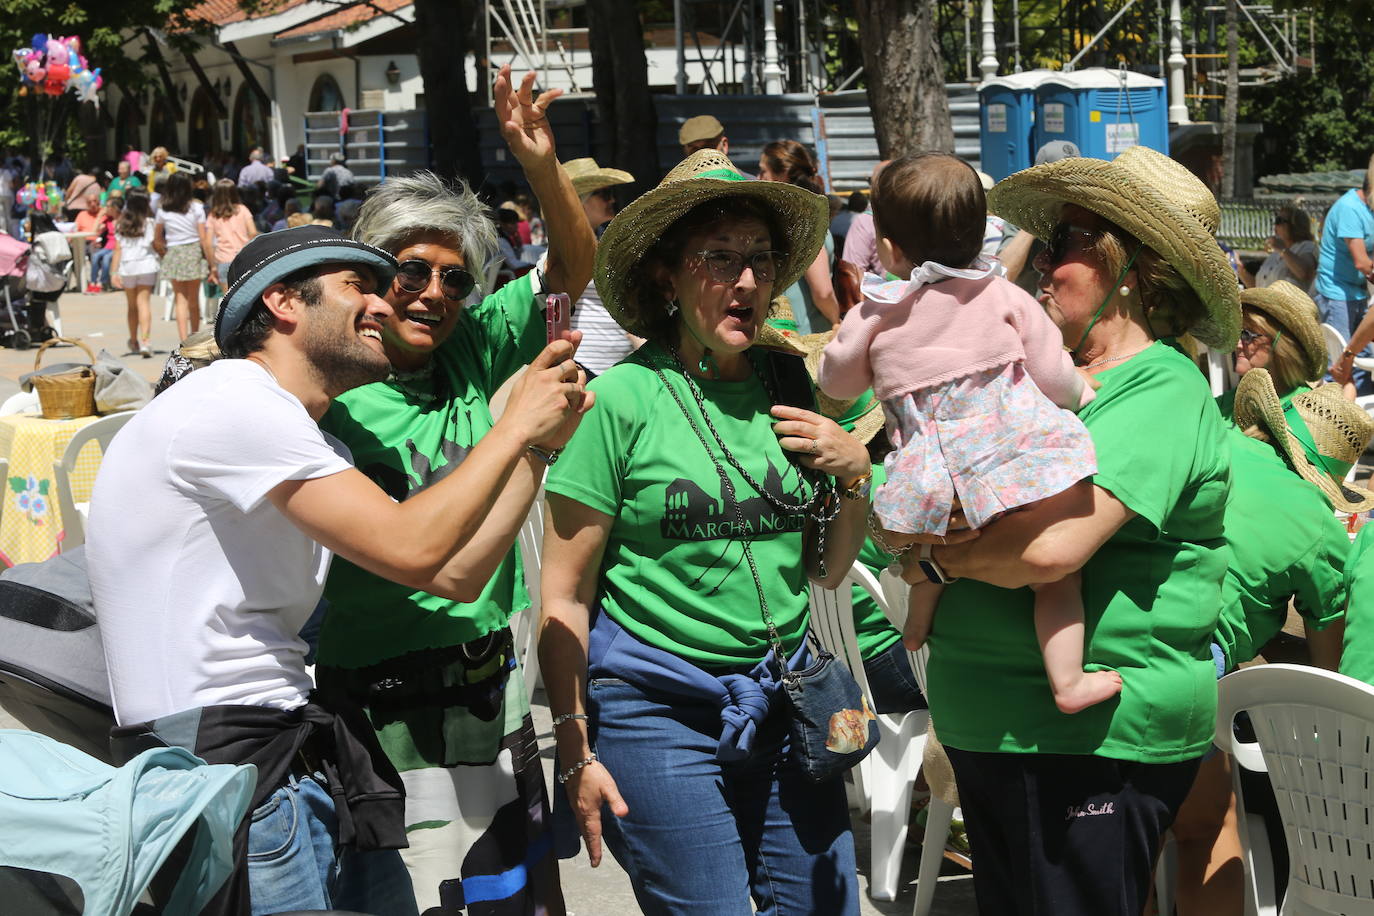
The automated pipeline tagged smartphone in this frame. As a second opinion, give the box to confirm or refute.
[546,293,571,343]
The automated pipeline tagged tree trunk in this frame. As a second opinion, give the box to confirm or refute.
[1221,0,1239,198]
[586,0,661,197]
[412,0,485,185]
[854,0,953,158]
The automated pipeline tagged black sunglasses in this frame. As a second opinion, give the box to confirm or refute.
[393,259,476,300]
[1044,223,1096,267]
[1273,217,1289,226]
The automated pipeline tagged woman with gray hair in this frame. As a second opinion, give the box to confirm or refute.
[313,65,595,914]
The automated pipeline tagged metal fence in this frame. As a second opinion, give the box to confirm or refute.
[1217,197,1336,250]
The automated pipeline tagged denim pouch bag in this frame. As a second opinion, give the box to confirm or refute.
[782,631,879,783]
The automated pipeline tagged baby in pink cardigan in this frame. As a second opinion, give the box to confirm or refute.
[819,154,1120,714]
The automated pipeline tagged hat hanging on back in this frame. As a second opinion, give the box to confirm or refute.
[1233,368,1374,513]
[988,144,1240,350]
[678,115,725,147]
[562,158,634,198]
[214,225,398,348]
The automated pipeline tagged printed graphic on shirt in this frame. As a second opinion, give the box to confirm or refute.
[661,458,808,541]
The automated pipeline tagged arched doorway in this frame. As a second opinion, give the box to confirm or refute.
[186,85,222,162]
[147,96,178,152]
[114,96,143,157]
[308,73,344,112]
[231,84,270,160]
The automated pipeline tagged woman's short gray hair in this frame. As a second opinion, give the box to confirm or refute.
[352,171,499,290]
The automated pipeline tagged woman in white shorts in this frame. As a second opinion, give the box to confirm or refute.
[110,188,158,358]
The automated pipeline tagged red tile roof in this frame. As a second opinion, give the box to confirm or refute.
[181,0,313,28]
[275,0,412,40]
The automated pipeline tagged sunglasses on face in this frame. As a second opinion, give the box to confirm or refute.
[1273,217,1289,226]
[1044,223,1097,267]
[393,259,476,301]
[1239,328,1271,345]
[694,249,782,284]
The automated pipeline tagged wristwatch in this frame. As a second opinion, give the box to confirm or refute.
[839,472,872,501]
[917,543,958,585]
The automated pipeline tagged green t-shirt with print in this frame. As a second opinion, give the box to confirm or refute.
[545,343,818,668]
[852,464,902,660]
[1340,525,1374,685]
[315,273,545,668]
[927,341,1231,763]
[1214,430,1349,671]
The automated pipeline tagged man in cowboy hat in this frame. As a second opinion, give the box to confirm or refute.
[562,157,640,374]
[85,225,589,915]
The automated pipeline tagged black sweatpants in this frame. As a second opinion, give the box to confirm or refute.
[945,747,1202,916]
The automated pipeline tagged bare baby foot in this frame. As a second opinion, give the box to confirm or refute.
[1053,670,1123,715]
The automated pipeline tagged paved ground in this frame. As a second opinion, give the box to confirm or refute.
[0,287,979,914]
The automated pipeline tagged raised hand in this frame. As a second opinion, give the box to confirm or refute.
[494,64,563,173]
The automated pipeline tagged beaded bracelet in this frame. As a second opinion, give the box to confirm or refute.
[557,753,598,784]
[552,713,588,727]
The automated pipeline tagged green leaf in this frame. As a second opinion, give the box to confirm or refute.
[37,479,49,496]
[8,477,24,494]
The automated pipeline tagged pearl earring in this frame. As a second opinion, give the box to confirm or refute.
[1119,285,1132,297]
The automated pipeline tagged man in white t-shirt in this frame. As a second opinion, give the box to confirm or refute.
[86,224,590,915]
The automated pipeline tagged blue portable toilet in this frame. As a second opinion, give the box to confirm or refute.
[979,70,1059,182]
[1033,69,1168,161]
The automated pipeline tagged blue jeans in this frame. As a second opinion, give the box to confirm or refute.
[88,247,113,287]
[861,638,928,716]
[588,676,860,916]
[1314,291,1373,394]
[246,772,416,916]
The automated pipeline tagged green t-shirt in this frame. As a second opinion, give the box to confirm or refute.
[315,273,544,668]
[1340,525,1374,684]
[1214,430,1349,671]
[545,343,817,667]
[852,464,901,660]
[926,341,1232,763]
[107,175,143,195]
[1215,382,1309,429]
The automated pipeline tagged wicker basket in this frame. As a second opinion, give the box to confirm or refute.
[31,338,97,420]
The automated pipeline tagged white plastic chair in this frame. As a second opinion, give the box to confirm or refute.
[1215,663,1374,916]
[870,569,957,916]
[1319,323,1374,420]
[808,562,930,902]
[52,411,136,551]
[513,492,545,704]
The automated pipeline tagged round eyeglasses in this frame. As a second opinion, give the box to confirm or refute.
[393,259,476,301]
[693,249,782,284]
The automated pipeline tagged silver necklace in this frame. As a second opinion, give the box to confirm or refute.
[1084,345,1150,371]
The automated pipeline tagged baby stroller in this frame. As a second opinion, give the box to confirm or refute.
[22,214,71,347]
[0,232,34,350]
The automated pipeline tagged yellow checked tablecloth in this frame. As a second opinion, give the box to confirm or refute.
[0,413,103,566]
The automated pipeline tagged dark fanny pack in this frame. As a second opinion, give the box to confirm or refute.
[316,627,515,721]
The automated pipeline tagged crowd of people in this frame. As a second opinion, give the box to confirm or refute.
[6,62,1374,916]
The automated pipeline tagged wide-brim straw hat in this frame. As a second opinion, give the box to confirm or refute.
[562,157,634,198]
[1234,368,1374,513]
[987,145,1240,351]
[796,330,886,445]
[594,149,829,336]
[1239,281,1327,382]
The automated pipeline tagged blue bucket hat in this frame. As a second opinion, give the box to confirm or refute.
[213,225,398,347]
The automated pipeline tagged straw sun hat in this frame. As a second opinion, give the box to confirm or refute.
[987,145,1240,351]
[786,329,886,445]
[1239,280,1327,382]
[561,157,634,198]
[594,149,829,336]
[1234,368,1374,513]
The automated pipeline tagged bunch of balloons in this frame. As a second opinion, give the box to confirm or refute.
[11,34,101,103]
[15,182,62,215]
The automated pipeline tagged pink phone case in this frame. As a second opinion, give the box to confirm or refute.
[546,293,570,342]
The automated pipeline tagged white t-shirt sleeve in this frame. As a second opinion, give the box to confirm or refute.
[193,201,206,225]
[168,380,353,513]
